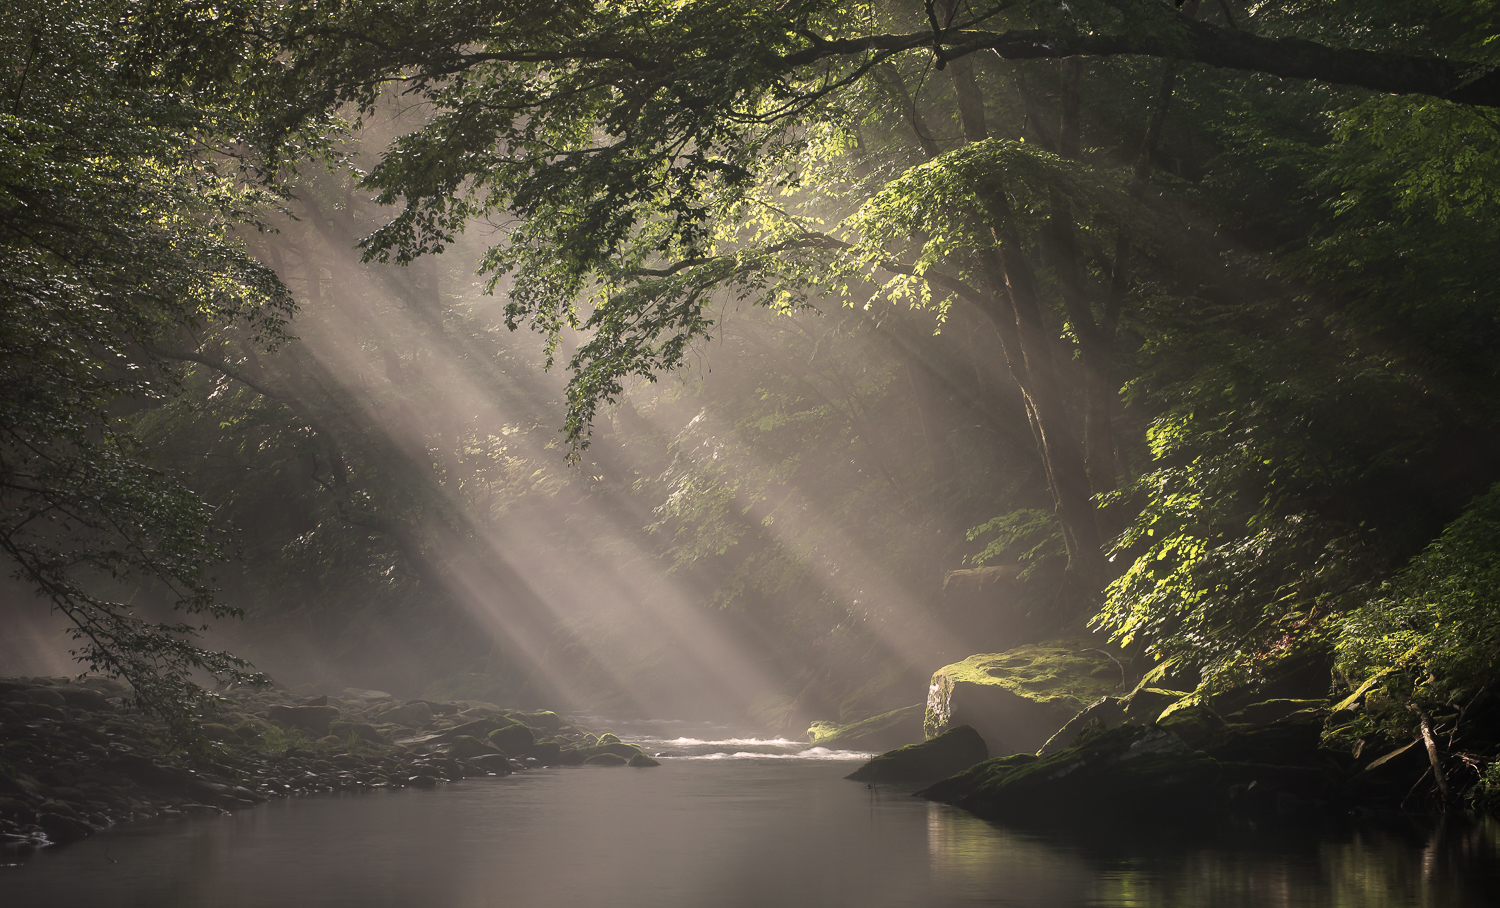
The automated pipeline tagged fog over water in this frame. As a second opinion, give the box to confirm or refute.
[5,732,1498,908]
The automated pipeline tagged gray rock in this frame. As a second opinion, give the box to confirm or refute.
[25,688,67,708]
[268,705,339,736]
[448,735,498,760]
[56,687,113,712]
[342,688,394,702]
[378,701,434,728]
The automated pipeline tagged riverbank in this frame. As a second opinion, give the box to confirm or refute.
[0,676,653,850]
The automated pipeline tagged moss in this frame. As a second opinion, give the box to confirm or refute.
[1126,688,1192,724]
[511,710,561,730]
[926,639,1124,738]
[915,753,1038,803]
[845,725,988,784]
[577,742,641,760]
[488,724,534,755]
[1156,705,1226,748]
[596,733,621,745]
[806,704,923,749]
[1223,699,1328,725]
[628,753,661,767]
[584,752,628,766]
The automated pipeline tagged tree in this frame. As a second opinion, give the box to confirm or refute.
[255,0,1500,688]
[1,0,293,735]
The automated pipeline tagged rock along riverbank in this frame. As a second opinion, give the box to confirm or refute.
[0,676,656,851]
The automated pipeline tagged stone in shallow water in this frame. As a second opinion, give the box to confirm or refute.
[487,723,534,755]
[584,752,629,766]
[448,735,498,761]
[917,724,1222,821]
[845,725,989,785]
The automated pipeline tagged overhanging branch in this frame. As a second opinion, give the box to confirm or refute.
[783,18,1500,108]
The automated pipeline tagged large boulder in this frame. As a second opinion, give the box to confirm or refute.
[921,702,1358,820]
[925,639,1125,756]
[487,722,535,755]
[448,735,499,760]
[807,704,925,752]
[845,725,989,785]
[917,723,1223,821]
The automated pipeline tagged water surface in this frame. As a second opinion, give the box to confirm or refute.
[4,726,1497,907]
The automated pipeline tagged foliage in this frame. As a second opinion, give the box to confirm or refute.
[1094,75,1500,695]
[1334,483,1500,741]
[1,0,292,737]
[965,509,1063,579]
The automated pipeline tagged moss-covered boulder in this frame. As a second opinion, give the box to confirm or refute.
[845,725,989,785]
[511,710,562,731]
[487,723,535,755]
[597,733,621,745]
[807,704,925,752]
[585,752,629,766]
[577,742,642,761]
[916,753,1039,804]
[918,723,1223,821]
[925,639,1125,755]
[628,753,661,767]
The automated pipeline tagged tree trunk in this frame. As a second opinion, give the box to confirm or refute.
[970,192,1110,615]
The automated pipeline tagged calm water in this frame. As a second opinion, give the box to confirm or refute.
[4,723,1498,907]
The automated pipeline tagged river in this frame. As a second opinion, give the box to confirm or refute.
[4,723,1498,907]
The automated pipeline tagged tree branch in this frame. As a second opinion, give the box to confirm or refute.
[783,19,1500,108]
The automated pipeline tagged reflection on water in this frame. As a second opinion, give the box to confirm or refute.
[925,799,1500,908]
[3,723,1497,908]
